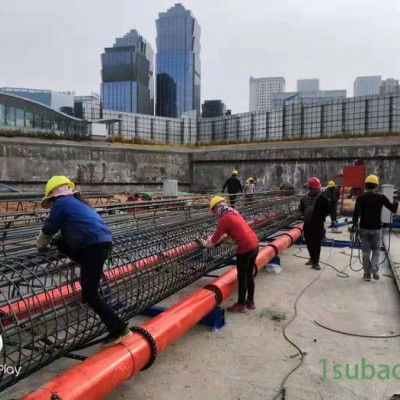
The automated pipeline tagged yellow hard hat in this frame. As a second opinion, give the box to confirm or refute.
[209,196,226,210]
[365,175,379,185]
[328,181,335,187]
[232,170,238,175]
[248,177,254,182]
[44,176,75,198]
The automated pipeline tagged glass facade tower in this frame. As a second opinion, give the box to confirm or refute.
[156,3,201,117]
[101,30,154,115]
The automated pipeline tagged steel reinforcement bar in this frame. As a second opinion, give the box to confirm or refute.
[0,192,288,257]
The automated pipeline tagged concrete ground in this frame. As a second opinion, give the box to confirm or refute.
[4,222,400,400]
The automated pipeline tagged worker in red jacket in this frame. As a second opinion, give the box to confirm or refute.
[200,196,259,313]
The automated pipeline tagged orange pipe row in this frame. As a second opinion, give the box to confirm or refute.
[2,211,280,325]
[0,244,196,325]
[21,224,303,400]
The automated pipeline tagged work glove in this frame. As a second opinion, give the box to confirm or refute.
[199,236,215,248]
[36,231,52,252]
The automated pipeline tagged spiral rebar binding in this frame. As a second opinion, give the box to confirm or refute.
[0,194,300,391]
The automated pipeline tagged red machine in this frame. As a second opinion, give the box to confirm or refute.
[340,165,366,214]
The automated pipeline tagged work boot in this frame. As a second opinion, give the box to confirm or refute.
[101,326,132,348]
[311,263,321,270]
[246,300,256,310]
[305,259,313,265]
[363,274,371,282]
[227,303,248,313]
[372,271,380,280]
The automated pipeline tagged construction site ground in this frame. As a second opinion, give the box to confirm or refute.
[4,221,400,400]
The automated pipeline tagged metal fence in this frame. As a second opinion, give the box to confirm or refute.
[104,93,400,145]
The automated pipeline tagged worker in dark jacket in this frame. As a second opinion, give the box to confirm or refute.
[200,196,259,313]
[222,170,243,208]
[299,177,331,270]
[325,181,340,227]
[36,176,131,347]
[353,175,399,281]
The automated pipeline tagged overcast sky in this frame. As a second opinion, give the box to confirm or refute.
[1,0,399,113]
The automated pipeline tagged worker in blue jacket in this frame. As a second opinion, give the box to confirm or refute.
[36,176,131,347]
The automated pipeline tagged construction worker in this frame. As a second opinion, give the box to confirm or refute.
[222,170,242,208]
[325,181,340,227]
[36,176,132,346]
[243,177,256,204]
[200,196,259,313]
[299,177,331,270]
[352,175,398,281]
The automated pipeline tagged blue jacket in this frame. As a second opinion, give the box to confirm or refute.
[42,195,112,250]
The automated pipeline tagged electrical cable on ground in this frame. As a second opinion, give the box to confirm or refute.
[313,320,400,339]
[272,265,325,400]
[293,247,351,278]
[274,220,396,399]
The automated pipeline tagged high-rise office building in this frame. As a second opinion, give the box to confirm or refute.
[156,3,201,118]
[202,100,227,118]
[249,77,285,111]
[379,78,400,95]
[101,29,154,115]
[354,76,382,97]
[297,79,320,92]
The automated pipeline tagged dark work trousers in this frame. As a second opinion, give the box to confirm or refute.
[330,201,338,223]
[56,238,126,336]
[303,224,325,264]
[236,247,259,305]
[229,194,238,208]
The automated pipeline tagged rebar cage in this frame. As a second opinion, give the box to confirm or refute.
[0,194,300,391]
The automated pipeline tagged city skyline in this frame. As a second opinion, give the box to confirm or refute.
[1,0,400,113]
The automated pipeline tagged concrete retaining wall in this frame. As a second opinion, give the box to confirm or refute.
[190,137,400,191]
[0,138,191,193]
[0,137,399,193]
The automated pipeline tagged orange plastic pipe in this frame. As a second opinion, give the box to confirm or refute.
[21,289,217,400]
[21,223,303,400]
[0,247,187,324]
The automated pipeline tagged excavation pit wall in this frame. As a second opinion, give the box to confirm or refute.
[0,136,399,193]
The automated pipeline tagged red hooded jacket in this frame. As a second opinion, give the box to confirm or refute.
[211,210,258,254]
